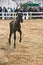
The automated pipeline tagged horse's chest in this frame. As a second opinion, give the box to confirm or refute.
[13,23,21,31]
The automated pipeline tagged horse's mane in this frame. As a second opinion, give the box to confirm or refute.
[10,19,16,24]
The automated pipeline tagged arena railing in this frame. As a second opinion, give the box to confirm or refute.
[0,12,43,19]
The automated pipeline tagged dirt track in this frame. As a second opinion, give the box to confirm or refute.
[0,19,43,65]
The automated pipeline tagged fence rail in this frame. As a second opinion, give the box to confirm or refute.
[0,12,43,19]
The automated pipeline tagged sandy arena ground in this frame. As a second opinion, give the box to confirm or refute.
[0,19,43,65]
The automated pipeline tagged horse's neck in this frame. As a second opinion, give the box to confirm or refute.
[17,16,21,23]
[16,19,20,24]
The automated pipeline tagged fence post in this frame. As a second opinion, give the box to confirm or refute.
[30,12,32,19]
[22,12,25,19]
[26,12,28,19]
[2,12,5,19]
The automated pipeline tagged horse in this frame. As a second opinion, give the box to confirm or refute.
[8,12,23,48]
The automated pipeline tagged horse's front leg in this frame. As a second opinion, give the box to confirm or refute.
[18,30,22,42]
[14,32,16,48]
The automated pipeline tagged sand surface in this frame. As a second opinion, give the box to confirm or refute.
[0,19,43,65]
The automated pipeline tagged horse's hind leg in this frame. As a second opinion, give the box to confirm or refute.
[18,30,22,42]
[9,32,12,45]
[14,32,16,48]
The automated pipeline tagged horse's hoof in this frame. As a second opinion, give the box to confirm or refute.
[8,42,11,45]
[9,41,11,45]
[14,44,16,49]
[8,39,11,45]
[19,40,21,42]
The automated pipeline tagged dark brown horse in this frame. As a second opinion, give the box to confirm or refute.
[9,13,23,48]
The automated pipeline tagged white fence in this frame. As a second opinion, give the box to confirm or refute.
[0,12,43,19]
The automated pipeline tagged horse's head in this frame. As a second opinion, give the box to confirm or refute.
[17,12,23,23]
